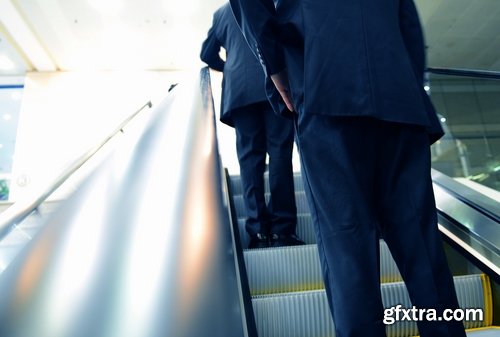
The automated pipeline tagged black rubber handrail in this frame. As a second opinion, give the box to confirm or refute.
[428,67,500,80]
[432,170,500,224]
[431,169,500,280]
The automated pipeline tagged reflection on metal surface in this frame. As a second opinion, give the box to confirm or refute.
[438,223,500,276]
[0,101,152,243]
[432,171,500,280]
[0,68,247,337]
[434,183,500,249]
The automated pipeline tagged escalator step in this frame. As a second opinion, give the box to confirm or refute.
[252,274,490,337]
[383,274,489,334]
[252,289,334,337]
[379,240,403,284]
[244,241,402,296]
[237,214,315,248]
[245,245,324,295]
[233,192,310,219]
[466,327,500,336]
[229,173,304,196]
[295,214,316,244]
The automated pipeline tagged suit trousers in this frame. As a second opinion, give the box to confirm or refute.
[232,101,297,236]
[294,114,466,337]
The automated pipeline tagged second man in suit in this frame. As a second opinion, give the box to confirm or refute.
[200,2,304,249]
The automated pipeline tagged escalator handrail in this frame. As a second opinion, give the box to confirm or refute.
[0,100,152,241]
[0,67,250,337]
[432,169,500,224]
[427,67,500,80]
[431,169,500,279]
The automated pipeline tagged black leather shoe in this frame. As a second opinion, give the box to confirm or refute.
[270,234,305,248]
[248,233,269,249]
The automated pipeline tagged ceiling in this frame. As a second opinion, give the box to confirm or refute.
[417,0,500,71]
[0,0,499,77]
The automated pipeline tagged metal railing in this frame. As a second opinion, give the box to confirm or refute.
[0,101,152,241]
[0,68,250,337]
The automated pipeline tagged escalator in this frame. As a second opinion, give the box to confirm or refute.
[228,170,499,337]
[0,69,250,337]
[224,66,500,337]
[0,67,497,337]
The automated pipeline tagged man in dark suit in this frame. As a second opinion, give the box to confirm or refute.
[200,2,304,249]
[229,0,467,336]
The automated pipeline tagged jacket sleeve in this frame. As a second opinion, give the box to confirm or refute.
[229,0,286,76]
[200,12,225,72]
[399,0,426,83]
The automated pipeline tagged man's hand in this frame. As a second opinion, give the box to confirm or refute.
[271,70,295,113]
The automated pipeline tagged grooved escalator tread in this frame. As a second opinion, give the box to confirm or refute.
[251,274,491,337]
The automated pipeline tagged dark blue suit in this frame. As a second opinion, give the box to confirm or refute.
[200,3,297,241]
[229,0,466,336]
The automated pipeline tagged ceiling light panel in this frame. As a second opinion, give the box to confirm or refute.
[11,0,226,71]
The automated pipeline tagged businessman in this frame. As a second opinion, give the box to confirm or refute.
[200,3,304,249]
[229,0,467,336]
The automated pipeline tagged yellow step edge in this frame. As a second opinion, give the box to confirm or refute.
[480,273,493,327]
[413,326,500,337]
[413,274,495,337]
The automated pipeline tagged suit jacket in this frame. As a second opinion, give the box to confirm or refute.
[229,0,444,142]
[200,3,268,127]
